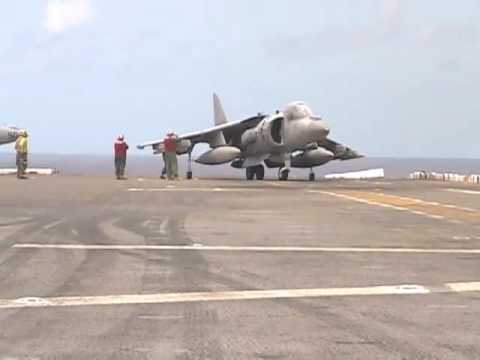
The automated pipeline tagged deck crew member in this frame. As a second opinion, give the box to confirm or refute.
[164,132,178,180]
[114,135,129,180]
[15,130,29,179]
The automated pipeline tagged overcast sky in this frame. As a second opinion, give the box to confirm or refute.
[0,0,479,157]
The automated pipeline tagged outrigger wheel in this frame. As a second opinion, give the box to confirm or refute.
[187,171,193,180]
[309,169,315,182]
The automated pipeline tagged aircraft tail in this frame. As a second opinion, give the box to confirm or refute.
[213,93,228,126]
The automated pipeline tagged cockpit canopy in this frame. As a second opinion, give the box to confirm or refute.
[284,101,314,120]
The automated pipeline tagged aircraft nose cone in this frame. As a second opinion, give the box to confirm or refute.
[311,120,330,139]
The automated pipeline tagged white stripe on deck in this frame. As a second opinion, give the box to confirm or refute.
[1,281,480,309]
[12,243,480,254]
[42,218,66,230]
[445,189,480,195]
[311,191,468,221]
[127,188,260,193]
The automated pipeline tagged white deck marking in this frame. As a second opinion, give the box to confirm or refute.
[363,192,477,213]
[137,315,183,320]
[427,304,468,309]
[159,218,169,235]
[43,218,66,230]
[264,181,288,187]
[2,281,480,310]
[453,236,472,241]
[311,190,472,222]
[0,284,433,309]
[446,189,480,195]
[446,281,480,292]
[128,188,260,192]
[13,243,480,254]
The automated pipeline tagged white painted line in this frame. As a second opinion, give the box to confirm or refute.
[453,236,472,241]
[138,315,183,320]
[2,281,480,310]
[443,204,477,212]
[141,219,153,228]
[12,243,480,254]
[446,189,480,195]
[427,304,468,309]
[311,190,474,221]
[128,188,260,193]
[374,192,478,212]
[264,181,288,187]
[446,282,480,293]
[159,218,169,235]
[311,191,420,217]
[426,215,445,220]
[0,284,432,309]
[43,218,66,230]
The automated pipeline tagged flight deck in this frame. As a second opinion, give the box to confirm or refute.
[1,176,479,359]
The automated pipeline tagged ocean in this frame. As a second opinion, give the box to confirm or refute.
[0,153,479,179]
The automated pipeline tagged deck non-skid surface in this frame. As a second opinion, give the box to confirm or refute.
[1,176,480,359]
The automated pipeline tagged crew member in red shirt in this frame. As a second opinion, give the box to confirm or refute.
[114,135,129,180]
[163,132,178,180]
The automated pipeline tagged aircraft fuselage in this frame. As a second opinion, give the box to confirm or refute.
[0,126,20,146]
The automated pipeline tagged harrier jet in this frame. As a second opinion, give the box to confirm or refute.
[0,126,21,146]
[138,94,362,181]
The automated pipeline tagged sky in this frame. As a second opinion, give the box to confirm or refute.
[0,0,479,157]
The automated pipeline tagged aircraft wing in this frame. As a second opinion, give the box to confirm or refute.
[137,114,266,154]
[318,138,363,161]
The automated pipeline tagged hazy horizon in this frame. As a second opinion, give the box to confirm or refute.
[1,152,479,179]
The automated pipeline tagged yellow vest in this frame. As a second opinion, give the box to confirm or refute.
[15,137,28,154]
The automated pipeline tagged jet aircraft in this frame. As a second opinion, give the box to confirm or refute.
[138,94,362,181]
[0,126,21,146]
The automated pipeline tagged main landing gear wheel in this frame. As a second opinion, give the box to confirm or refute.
[309,169,315,182]
[278,167,289,181]
[186,171,193,180]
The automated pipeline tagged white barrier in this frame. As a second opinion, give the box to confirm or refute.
[0,168,59,176]
[410,171,480,184]
[324,168,384,180]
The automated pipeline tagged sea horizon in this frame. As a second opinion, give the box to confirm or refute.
[1,152,479,179]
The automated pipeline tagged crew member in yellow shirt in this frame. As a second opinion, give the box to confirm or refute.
[15,130,29,179]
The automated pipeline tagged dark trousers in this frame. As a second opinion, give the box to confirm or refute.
[16,152,28,178]
[115,157,126,178]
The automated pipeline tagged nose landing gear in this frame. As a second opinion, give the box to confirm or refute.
[278,167,289,181]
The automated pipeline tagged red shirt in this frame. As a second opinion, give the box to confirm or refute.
[164,136,177,153]
[114,141,129,158]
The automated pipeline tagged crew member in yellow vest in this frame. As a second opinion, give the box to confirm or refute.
[15,130,29,179]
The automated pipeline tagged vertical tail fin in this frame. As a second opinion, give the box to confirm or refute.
[213,93,228,126]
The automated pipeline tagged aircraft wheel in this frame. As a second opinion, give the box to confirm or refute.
[278,168,289,181]
[186,171,193,180]
[246,167,255,180]
[255,165,265,180]
[309,172,315,182]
